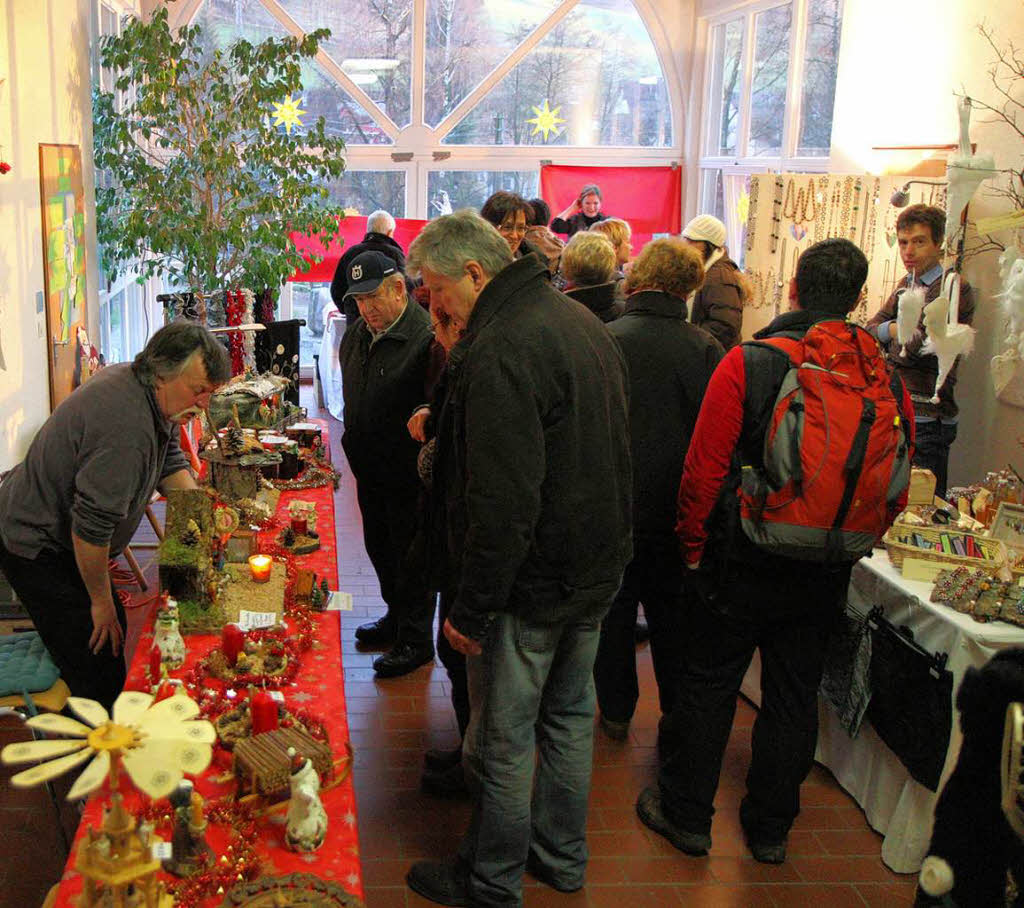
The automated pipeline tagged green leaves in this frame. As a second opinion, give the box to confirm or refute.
[93,4,347,295]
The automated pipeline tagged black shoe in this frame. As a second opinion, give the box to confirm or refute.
[636,786,711,856]
[743,830,786,864]
[406,859,469,906]
[354,617,397,648]
[525,852,583,893]
[424,745,463,772]
[420,762,469,799]
[599,714,630,741]
[634,619,651,644]
[373,642,435,678]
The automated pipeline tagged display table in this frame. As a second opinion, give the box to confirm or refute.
[50,421,362,906]
[743,550,1024,874]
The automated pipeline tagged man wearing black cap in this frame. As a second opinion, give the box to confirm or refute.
[339,250,437,677]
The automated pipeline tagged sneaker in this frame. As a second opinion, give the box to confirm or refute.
[372,642,435,678]
[424,745,462,772]
[420,761,469,799]
[635,786,711,856]
[354,617,397,648]
[599,714,630,741]
[525,852,583,893]
[406,859,470,907]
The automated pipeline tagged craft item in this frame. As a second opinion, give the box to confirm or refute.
[221,623,245,667]
[921,283,976,403]
[154,598,186,671]
[150,643,163,685]
[908,468,938,507]
[770,176,783,253]
[285,747,327,852]
[248,555,272,584]
[293,570,315,605]
[164,780,213,877]
[219,873,365,907]
[849,177,862,242]
[250,688,280,735]
[290,515,307,536]
[746,177,759,253]
[233,726,332,800]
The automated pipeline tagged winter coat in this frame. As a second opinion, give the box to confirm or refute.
[690,256,745,351]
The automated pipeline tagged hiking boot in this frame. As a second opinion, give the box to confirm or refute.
[636,786,711,856]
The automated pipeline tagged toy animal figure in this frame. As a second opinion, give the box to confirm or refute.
[896,285,926,359]
[921,280,975,405]
[154,597,186,671]
[285,747,327,853]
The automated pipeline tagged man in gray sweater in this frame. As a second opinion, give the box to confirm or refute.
[0,322,230,709]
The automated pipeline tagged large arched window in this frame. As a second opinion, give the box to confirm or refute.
[176,0,680,217]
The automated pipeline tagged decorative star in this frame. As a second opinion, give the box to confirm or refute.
[344,811,356,827]
[737,190,750,224]
[270,94,307,135]
[526,99,565,142]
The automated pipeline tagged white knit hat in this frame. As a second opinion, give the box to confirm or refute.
[682,214,727,248]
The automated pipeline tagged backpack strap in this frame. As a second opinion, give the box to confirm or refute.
[740,337,801,468]
[827,396,878,560]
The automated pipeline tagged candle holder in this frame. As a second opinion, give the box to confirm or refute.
[248,554,272,584]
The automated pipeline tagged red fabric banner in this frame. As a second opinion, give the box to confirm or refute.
[290,215,428,283]
[540,164,682,253]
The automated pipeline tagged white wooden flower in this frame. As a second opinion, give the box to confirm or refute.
[1,692,215,801]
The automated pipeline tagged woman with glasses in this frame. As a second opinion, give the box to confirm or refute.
[480,191,540,262]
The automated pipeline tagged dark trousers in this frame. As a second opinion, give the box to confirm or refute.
[593,542,684,725]
[912,419,957,501]
[437,589,469,737]
[0,537,127,711]
[658,559,850,844]
[355,480,435,647]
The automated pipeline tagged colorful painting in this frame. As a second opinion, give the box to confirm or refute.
[38,143,89,408]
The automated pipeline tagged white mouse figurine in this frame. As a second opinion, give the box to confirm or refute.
[285,746,327,852]
[153,596,186,670]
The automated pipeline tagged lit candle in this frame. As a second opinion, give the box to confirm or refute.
[250,688,279,735]
[221,623,245,666]
[248,554,272,583]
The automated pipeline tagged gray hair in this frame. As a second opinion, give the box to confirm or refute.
[132,320,232,388]
[406,209,513,280]
[562,232,616,286]
[366,209,396,235]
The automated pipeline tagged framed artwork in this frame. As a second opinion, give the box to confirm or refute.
[38,143,90,409]
[990,502,1024,548]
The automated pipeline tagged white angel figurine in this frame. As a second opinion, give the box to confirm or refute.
[921,276,976,404]
[895,285,926,358]
[944,96,996,281]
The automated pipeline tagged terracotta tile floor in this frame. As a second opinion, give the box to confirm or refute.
[0,384,921,907]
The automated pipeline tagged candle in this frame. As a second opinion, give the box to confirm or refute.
[149,643,163,683]
[290,515,307,536]
[190,791,205,828]
[221,623,245,666]
[250,689,279,735]
[248,554,272,583]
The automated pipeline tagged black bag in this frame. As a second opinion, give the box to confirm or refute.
[865,607,952,791]
[820,606,872,738]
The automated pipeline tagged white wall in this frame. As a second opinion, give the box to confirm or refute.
[0,0,99,470]
[830,0,1024,487]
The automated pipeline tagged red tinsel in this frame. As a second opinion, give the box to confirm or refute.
[225,288,246,376]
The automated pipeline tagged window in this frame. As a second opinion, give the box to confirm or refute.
[428,170,539,215]
[697,0,843,250]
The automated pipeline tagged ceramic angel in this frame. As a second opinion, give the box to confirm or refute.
[921,281,976,404]
[991,247,1024,401]
[285,747,327,853]
[944,97,996,273]
[154,597,186,671]
[896,285,926,358]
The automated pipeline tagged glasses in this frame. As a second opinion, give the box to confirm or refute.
[498,223,527,235]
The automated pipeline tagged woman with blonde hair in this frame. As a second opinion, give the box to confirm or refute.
[561,231,623,322]
[680,215,751,350]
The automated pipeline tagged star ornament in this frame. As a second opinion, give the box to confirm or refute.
[1,691,215,801]
[271,94,307,135]
[526,99,565,141]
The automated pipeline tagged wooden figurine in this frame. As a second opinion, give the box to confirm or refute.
[293,569,315,605]
[163,780,213,877]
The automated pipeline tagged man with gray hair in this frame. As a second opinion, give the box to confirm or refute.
[0,321,231,709]
[403,210,632,907]
[330,208,409,323]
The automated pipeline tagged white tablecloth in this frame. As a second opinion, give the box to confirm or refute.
[318,310,347,421]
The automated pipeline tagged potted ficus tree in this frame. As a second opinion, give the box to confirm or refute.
[92,4,347,307]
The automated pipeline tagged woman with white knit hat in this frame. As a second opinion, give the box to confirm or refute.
[680,214,750,350]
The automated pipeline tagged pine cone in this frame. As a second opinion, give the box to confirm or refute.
[224,426,246,457]
[281,526,296,547]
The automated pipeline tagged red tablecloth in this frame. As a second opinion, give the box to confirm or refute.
[53,422,362,906]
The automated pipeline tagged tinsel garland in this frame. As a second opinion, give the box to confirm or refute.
[270,462,341,492]
[225,289,246,376]
[138,800,262,907]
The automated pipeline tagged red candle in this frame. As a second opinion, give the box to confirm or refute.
[248,554,272,583]
[154,679,176,702]
[221,623,245,666]
[250,689,279,735]
[149,643,163,683]
[290,516,307,536]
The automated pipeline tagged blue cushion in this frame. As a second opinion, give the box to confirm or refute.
[0,632,60,697]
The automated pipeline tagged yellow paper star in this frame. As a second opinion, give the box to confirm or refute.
[271,94,307,135]
[526,99,565,141]
[737,190,750,224]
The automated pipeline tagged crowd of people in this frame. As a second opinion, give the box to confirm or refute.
[0,177,972,908]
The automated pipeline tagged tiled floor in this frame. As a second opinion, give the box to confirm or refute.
[0,384,920,907]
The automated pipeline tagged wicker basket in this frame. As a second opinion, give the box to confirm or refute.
[883,523,1007,574]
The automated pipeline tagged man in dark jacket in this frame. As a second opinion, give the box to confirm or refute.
[330,209,408,323]
[339,250,436,678]
[866,204,974,498]
[637,239,914,866]
[594,238,723,744]
[404,211,632,907]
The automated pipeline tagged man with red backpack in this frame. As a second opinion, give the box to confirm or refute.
[637,238,915,865]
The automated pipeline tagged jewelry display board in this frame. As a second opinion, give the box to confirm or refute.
[742,173,947,339]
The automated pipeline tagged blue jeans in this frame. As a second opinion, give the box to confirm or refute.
[459,608,606,906]
[912,419,958,501]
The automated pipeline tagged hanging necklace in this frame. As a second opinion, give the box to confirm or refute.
[849,178,862,242]
[746,177,760,254]
[770,176,784,254]
[814,175,829,243]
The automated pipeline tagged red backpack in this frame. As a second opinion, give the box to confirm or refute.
[739,320,911,563]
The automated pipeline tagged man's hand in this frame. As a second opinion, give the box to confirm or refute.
[89,597,124,657]
[408,407,431,442]
[443,618,482,656]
